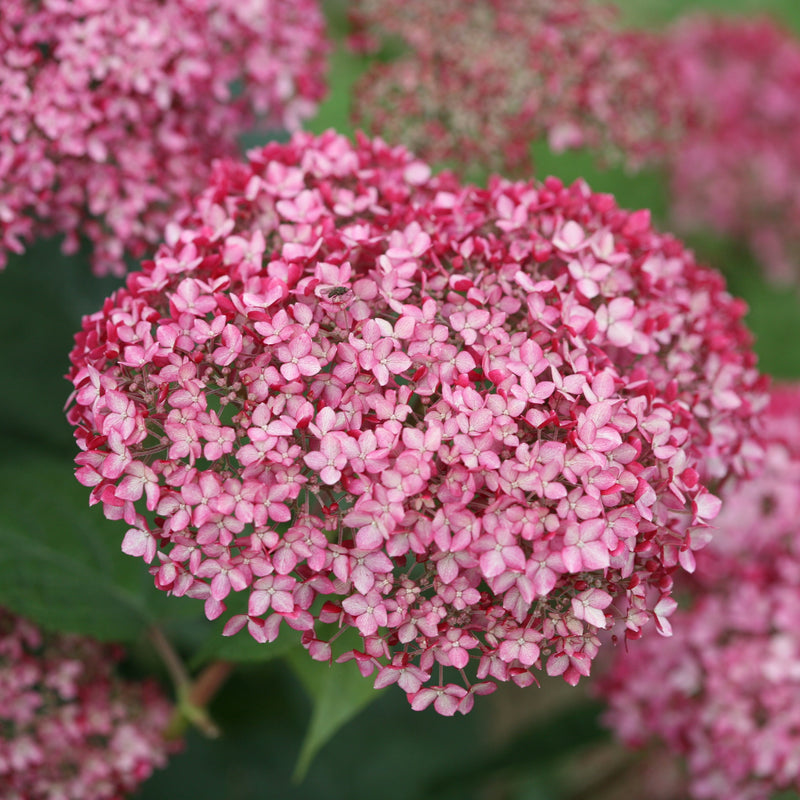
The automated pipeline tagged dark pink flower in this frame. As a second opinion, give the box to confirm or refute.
[654,16,800,285]
[67,131,766,714]
[0,0,328,275]
[599,385,800,800]
[0,608,177,800]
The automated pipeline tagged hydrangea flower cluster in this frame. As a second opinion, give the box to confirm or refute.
[599,385,800,800]
[654,16,800,285]
[0,0,327,275]
[350,3,800,285]
[66,131,765,715]
[0,608,176,800]
[348,0,675,177]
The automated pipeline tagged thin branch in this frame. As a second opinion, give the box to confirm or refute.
[148,625,192,693]
[149,626,233,740]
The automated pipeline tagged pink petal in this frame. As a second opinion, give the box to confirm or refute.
[121,528,156,562]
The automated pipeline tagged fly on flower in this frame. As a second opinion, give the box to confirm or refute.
[316,283,354,308]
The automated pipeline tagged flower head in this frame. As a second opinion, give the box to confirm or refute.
[0,0,328,275]
[599,385,800,800]
[351,3,800,285]
[67,130,765,713]
[654,16,800,285]
[0,608,176,800]
[348,0,674,177]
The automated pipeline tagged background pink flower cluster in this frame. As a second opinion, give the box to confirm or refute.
[0,0,327,276]
[349,0,674,178]
[350,1,800,285]
[66,130,765,715]
[0,608,176,800]
[599,385,800,800]
[655,16,800,285]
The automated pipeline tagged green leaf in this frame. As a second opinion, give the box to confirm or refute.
[424,698,608,797]
[287,640,383,781]
[305,0,364,139]
[0,240,124,453]
[0,444,191,641]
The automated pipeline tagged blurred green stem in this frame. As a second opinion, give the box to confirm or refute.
[149,625,233,740]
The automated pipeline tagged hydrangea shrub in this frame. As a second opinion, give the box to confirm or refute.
[0,0,327,275]
[66,131,765,715]
[0,608,176,800]
[600,385,800,800]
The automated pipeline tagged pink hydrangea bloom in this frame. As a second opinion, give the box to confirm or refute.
[0,0,327,275]
[348,0,675,177]
[351,4,800,284]
[652,16,800,284]
[599,385,800,800]
[0,608,177,800]
[66,130,766,714]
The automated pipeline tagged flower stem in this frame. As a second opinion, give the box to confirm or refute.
[149,626,233,740]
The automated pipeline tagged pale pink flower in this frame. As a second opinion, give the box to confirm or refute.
[0,0,328,274]
[599,386,800,800]
[351,2,800,284]
[0,608,178,800]
[67,131,765,715]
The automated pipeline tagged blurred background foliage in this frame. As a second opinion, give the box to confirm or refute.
[2,1,800,798]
